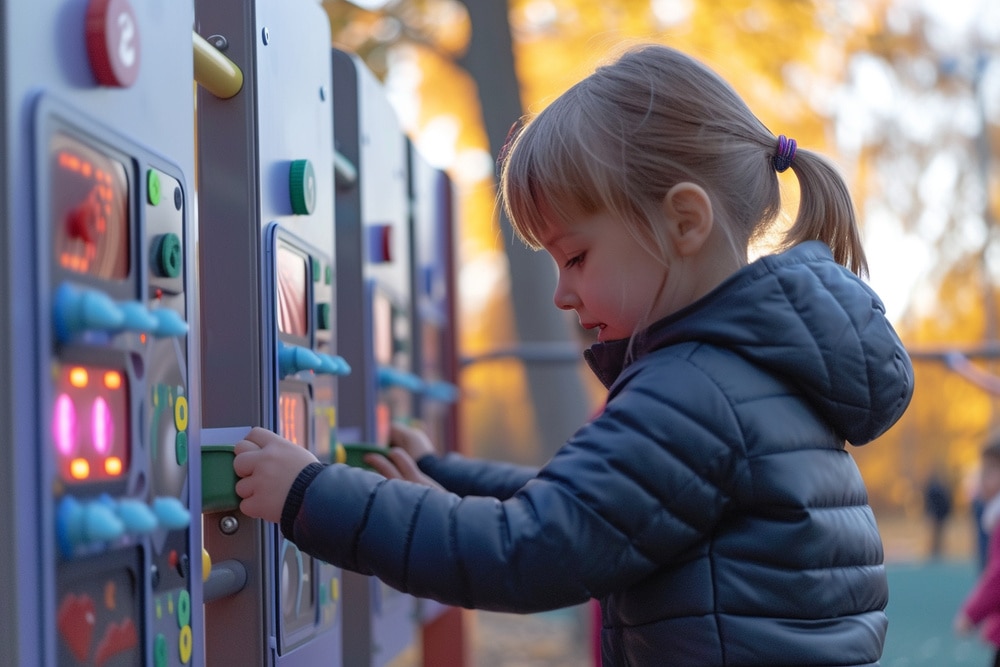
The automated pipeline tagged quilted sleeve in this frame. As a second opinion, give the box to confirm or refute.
[285,356,745,612]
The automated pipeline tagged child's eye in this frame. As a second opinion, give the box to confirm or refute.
[564,252,585,269]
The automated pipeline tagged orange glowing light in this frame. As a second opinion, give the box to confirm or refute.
[69,367,89,388]
[139,333,147,345]
[104,457,123,476]
[103,371,122,389]
[59,152,81,172]
[70,458,90,480]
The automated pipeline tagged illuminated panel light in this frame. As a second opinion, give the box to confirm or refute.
[92,397,113,455]
[70,458,90,480]
[103,371,122,389]
[104,457,123,476]
[54,363,129,483]
[69,367,89,388]
[53,394,77,456]
[51,134,129,279]
[279,392,307,447]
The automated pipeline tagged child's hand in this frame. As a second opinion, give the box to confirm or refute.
[233,427,319,524]
[364,447,444,490]
[388,422,438,461]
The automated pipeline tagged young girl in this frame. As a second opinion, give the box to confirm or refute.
[233,44,914,665]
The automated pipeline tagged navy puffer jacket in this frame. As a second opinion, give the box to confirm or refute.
[281,241,914,666]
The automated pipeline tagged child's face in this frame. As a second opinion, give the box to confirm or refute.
[540,210,672,342]
[982,459,1000,500]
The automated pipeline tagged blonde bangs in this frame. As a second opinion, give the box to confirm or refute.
[500,92,614,249]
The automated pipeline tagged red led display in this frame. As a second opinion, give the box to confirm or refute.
[276,245,308,337]
[279,391,307,449]
[52,365,129,483]
[50,133,130,279]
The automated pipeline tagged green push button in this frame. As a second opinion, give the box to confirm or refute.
[177,589,191,627]
[325,265,332,285]
[201,445,240,513]
[317,302,331,330]
[337,443,391,470]
[311,257,321,282]
[175,431,188,466]
[154,634,168,667]
[148,169,162,206]
[289,159,316,215]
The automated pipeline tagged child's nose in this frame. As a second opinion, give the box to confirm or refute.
[553,277,579,310]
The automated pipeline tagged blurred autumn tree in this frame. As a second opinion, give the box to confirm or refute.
[322,0,1000,520]
[833,0,1000,515]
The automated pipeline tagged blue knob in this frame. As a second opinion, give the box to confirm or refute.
[149,308,189,337]
[82,501,126,542]
[117,301,159,334]
[53,282,125,342]
[423,381,460,403]
[316,353,352,376]
[152,496,191,530]
[56,495,127,555]
[116,499,159,534]
[377,366,424,392]
[278,342,323,377]
[56,495,83,556]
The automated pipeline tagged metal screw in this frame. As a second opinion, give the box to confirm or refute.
[208,34,229,51]
[261,27,269,45]
[219,515,239,534]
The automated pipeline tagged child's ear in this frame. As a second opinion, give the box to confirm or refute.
[662,182,713,257]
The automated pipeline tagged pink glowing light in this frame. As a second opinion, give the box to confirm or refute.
[91,396,113,455]
[53,394,77,456]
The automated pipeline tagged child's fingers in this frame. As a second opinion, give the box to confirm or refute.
[364,453,401,480]
[246,426,280,446]
[232,450,259,477]
[387,448,421,478]
[233,439,260,455]
[234,475,255,500]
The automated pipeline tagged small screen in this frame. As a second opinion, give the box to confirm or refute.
[50,133,130,279]
[52,365,129,483]
[277,245,308,337]
[279,391,308,448]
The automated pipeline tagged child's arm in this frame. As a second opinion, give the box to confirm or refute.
[385,422,538,499]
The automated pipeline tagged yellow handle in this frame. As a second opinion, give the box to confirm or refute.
[193,32,243,99]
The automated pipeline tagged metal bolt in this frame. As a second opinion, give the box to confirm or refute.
[208,34,229,51]
[219,515,239,534]
[261,27,269,45]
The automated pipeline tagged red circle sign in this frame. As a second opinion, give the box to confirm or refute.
[85,0,141,88]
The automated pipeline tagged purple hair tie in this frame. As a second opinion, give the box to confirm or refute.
[772,135,797,173]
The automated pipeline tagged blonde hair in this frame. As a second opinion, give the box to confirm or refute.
[499,44,867,277]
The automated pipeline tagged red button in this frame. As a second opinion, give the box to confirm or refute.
[85,0,141,88]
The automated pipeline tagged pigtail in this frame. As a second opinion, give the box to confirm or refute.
[781,147,869,278]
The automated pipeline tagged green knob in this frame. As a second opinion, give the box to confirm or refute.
[289,159,316,215]
[147,169,162,206]
[156,233,182,278]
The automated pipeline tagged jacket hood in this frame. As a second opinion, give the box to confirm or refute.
[584,241,914,446]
